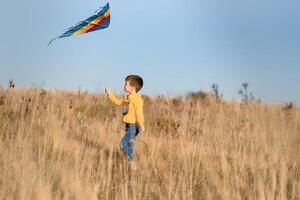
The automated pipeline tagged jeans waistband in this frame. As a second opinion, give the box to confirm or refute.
[125,123,137,127]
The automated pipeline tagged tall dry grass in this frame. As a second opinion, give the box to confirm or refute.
[0,87,299,200]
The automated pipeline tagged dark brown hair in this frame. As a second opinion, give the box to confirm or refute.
[125,75,144,92]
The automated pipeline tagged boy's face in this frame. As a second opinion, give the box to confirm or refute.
[124,81,135,93]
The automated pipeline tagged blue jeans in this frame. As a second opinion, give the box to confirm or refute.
[120,124,139,161]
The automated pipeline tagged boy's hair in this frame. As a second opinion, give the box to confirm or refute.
[125,75,143,92]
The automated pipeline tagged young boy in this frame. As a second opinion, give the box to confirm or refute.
[105,75,145,170]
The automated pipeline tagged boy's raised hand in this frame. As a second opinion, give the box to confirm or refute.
[105,87,112,96]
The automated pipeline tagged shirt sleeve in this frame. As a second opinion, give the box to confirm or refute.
[107,93,124,106]
[134,97,144,127]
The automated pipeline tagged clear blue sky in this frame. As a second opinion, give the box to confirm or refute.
[1,0,300,105]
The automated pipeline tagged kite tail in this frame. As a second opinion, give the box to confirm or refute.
[47,37,58,46]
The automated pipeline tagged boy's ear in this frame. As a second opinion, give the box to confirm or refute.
[133,86,137,92]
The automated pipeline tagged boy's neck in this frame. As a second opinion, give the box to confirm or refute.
[128,90,137,95]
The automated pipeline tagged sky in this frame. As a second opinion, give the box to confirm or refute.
[0,0,300,105]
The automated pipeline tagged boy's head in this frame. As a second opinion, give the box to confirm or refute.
[124,75,143,93]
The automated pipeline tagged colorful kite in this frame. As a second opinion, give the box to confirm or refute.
[48,3,110,46]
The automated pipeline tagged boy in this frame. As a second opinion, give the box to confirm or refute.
[105,75,145,170]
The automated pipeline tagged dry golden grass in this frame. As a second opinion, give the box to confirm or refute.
[0,87,299,200]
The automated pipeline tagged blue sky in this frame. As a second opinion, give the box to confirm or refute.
[0,0,300,105]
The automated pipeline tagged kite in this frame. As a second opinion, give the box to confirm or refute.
[48,3,110,46]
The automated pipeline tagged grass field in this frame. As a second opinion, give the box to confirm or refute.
[0,87,299,199]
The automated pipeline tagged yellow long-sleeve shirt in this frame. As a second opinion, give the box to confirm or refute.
[107,92,144,127]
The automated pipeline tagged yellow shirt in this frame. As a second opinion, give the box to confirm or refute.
[107,93,144,127]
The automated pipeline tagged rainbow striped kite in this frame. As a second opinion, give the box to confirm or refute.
[48,3,110,46]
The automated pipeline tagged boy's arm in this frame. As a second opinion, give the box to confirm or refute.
[134,98,145,131]
[105,88,124,106]
[107,93,124,106]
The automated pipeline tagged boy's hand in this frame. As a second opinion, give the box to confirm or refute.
[105,87,112,96]
[139,125,145,133]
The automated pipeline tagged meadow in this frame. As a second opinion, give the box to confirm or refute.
[0,87,299,199]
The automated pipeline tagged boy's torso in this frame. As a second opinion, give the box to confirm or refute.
[122,93,143,124]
